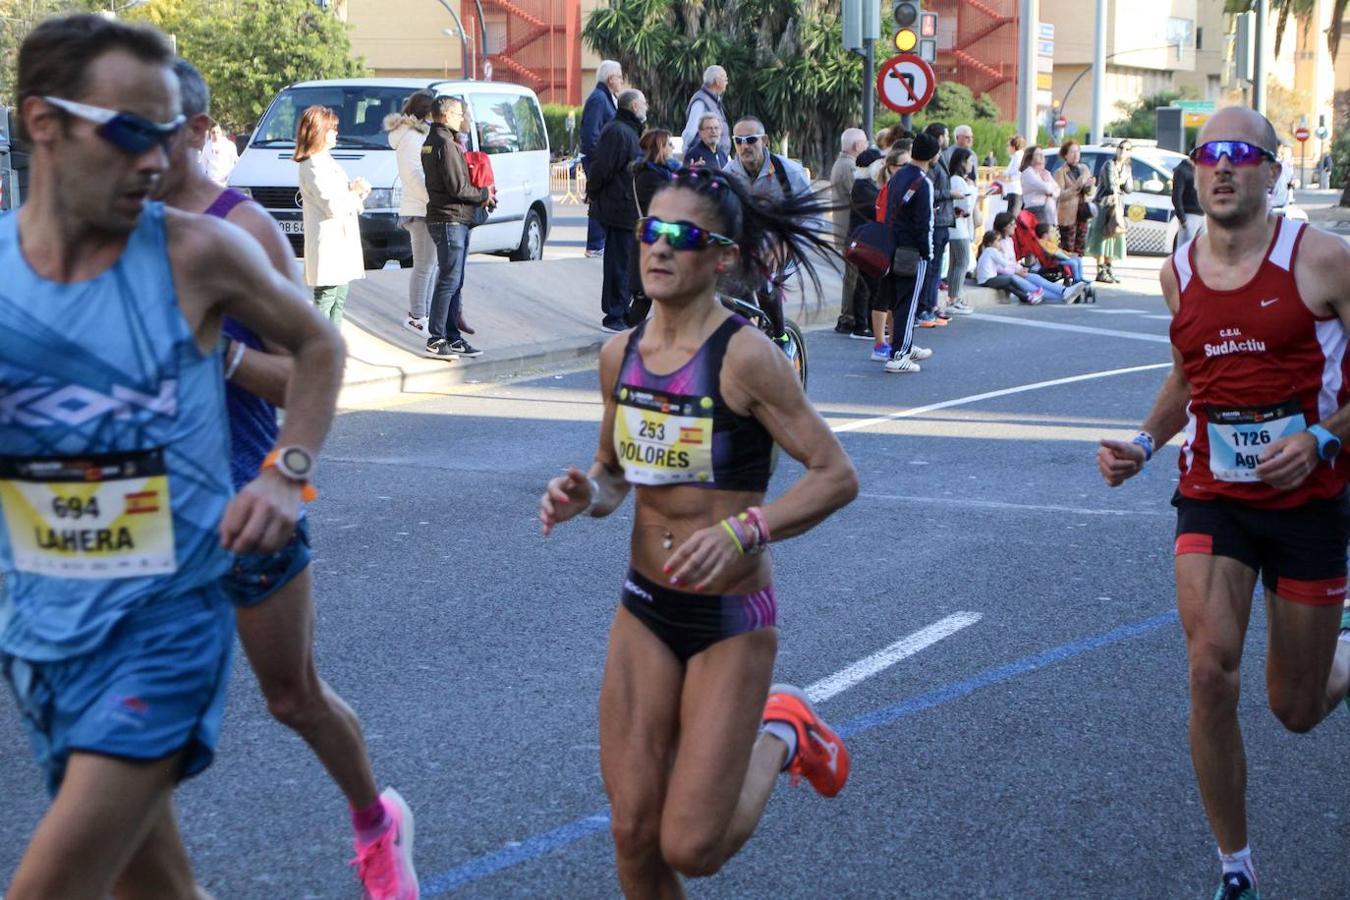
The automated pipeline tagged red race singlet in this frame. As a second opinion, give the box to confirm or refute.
[1168,218,1350,509]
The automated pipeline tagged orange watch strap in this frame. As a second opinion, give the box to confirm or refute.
[261,450,318,502]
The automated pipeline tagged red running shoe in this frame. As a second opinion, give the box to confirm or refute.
[762,684,849,797]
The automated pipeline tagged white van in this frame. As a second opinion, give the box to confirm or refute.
[230,78,552,269]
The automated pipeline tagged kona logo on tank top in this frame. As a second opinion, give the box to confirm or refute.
[0,380,177,427]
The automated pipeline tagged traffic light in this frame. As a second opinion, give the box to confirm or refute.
[918,11,938,62]
[892,0,919,53]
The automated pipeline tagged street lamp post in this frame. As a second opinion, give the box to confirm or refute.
[434,0,489,81]
[442,25,470,80]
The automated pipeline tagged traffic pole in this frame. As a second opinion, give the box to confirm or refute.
[1253,0,1267,115]
[1091,0,1105,142]
[1017,0,1038,145]
[863,38,875,141]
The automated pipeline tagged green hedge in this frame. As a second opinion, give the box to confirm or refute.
[543,104,582,159]
[873,113,1018,165]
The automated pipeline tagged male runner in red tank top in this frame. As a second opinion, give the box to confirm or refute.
[1097,107,1350,900]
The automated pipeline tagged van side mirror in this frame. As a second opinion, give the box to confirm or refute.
[1142,178,1165,193]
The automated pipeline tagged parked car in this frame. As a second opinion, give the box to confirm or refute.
[1043,143,1188,256]
[0,107,29,212]
[229,78,552,269]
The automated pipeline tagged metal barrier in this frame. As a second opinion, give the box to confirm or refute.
[550,161,586,205]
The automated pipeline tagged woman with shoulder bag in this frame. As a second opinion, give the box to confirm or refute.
[386,90,437,336]
[1019,145,1060,225]
[1053,140,1094,256]
[945,146,978,316]
[1085,140,1134,283]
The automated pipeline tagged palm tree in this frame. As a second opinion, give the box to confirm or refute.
[1224,0,1346,60]
[583,0,861,173]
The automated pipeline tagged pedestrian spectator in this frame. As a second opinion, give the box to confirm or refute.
[294,104,367,326]
[877,130,940,373]
[917,122,953,326]
[943,122,973,167]
[1171,154,1205,247]
[946,145,978,316]
[1002,133,1026,214]
[627,127,676,326]
[831,126,868,333]
[846,146,885,340]
[385,89,437,337]
[977,213,1082,303]
[680,65,730,159]
[1034,222,1085,283]
[683,114,729,169]
[1319,150,1334,186]
[1086,139,1133,283]
[422,95,490,358]
[982,149,998,168]
[1019,144,1060,225]
[1269,142,1295,211]
[580,60,622,258]
[586,89,646,332]
[873,141,911,221]
[1054,139,1094,256]
[200,122,237,186]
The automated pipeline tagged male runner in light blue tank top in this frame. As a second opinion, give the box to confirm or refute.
[149,59,418,899]
[0,16,344,900]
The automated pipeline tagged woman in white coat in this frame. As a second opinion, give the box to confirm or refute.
[384,90,437,336]
[295,105,368,325]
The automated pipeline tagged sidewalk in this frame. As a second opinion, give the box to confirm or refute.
[333,253,1091,406]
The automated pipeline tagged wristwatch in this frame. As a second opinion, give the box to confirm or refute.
[1307,424,1342,462]
[262,447,319,501]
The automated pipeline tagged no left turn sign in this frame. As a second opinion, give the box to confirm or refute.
[876,53,936,116]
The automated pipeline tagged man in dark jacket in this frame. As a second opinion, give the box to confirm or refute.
[1171,155,1205,247]
[580,60,622,257]
[683,114,729,169]
[879,130,938,374]
[586,89,647,332]
[918,122,954,327]
[422,95,490,359]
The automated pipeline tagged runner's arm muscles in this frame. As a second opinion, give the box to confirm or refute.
[1295,229,1350,443]
[221,202,304,407]
[174,213,344,454]
[588,334,632,517]
[1138,267,1191,446]
[725,330,858,541]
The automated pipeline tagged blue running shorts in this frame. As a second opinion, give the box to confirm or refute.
[221,517,312,608]
[1,585,234,795]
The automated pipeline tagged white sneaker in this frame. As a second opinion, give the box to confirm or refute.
[948,300,975,315]
[907,345,933,361]
[1064,282,1087,304]
[885,352,921,373]
[403,315,428,337]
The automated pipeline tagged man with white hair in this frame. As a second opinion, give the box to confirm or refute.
[581,60,622,257]
[681,65,730,159]
[831,127,869,332]
[943,123,973,167]
[684,113,728,169]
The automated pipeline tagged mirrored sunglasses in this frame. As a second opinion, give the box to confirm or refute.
[43,96,185,154]
[636,216,734,251]
[1189,140,1276,167]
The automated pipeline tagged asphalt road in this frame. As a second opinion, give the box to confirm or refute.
[4,255,1350,898]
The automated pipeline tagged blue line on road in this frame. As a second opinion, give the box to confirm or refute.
[423,609,1180,895]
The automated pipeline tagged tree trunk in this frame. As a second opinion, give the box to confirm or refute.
[1340,181,1350,207]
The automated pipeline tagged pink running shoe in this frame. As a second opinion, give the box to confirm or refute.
[350,788,419,899]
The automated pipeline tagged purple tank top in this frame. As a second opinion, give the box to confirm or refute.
[206,189,278,490]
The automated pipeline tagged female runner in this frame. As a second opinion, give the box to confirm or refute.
[539,166,859,896]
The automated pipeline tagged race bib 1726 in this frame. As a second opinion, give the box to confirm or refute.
[1206,400,1306,483]
[0,449,177,579]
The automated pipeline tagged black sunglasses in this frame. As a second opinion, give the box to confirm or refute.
[1189,140,1277,167]
[44,96,185,155]
[636,216,735,251]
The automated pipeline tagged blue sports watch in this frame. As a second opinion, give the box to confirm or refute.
[1307,424,1342,461]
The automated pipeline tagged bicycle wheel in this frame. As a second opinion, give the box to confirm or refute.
[780,318,808,390]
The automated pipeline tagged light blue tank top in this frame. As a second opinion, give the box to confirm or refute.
[0,203,233,661]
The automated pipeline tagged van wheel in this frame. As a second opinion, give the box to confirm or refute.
[509,208,544,261]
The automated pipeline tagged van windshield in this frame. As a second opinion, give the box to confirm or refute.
[250,85,417,150]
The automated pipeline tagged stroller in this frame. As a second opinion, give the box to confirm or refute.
[1011,209,1096,303]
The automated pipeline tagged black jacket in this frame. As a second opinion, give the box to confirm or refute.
[1171,157,1202,218]
[684,141,729,170]
[848,173,881,237]
[633,160,676,217]
[586,108,644,230]
[927,156,956,228]
[422,124,487,225]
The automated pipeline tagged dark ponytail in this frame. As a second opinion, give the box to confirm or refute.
[660,166,841,299]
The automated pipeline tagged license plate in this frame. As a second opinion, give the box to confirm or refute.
[279,219,303,235]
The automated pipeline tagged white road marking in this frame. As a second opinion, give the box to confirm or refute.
[831,362,1171,434]
[805,612,982,703]
[965,314,1171,344]
[1084,308,1149,315]
[859,492,1171,518]
[1142,314,1174,320]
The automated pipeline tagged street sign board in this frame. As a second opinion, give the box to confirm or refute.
[1295,126,1310,143]
[1176,99,1216,128]
[1316,126,1330,140]
[1054,115,1067,130]
[876,53,936,115]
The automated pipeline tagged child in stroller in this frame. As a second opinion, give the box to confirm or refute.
[1011,209,1095,303]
